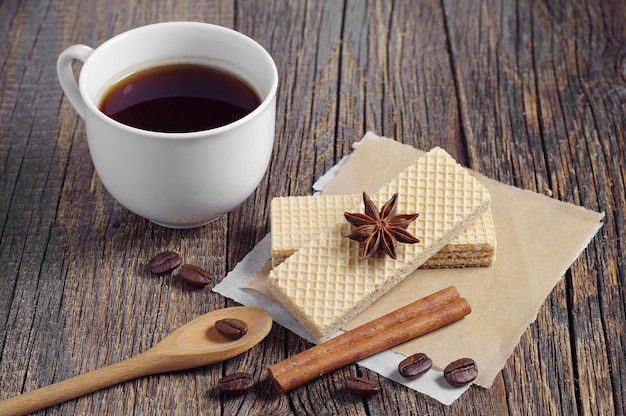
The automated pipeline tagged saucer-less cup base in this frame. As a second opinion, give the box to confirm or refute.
[57,22,278,228]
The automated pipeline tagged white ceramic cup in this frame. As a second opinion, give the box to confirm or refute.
[57,22,278,228]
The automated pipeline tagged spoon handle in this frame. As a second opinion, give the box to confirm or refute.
[0,351,159,416]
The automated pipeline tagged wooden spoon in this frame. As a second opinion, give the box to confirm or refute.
[0,306,272,416]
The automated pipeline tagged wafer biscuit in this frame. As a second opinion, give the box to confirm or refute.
[267,147,491,341]
[270,194,496,267]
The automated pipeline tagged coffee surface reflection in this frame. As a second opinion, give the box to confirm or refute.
[99,63,261,133]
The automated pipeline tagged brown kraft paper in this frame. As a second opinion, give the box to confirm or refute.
[250,134,604,388]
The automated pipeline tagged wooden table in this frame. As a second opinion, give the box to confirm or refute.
[1,1,624,415]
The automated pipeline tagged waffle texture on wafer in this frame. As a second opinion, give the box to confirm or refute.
[270,194,496,268]
[267,147,492,341]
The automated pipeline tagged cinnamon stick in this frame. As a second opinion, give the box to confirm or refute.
[267,286,470,392]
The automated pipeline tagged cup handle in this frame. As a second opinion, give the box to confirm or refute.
[56,44,94,119]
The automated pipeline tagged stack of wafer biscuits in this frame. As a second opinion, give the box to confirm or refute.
[270,194,496,268]
[267,147,493,341]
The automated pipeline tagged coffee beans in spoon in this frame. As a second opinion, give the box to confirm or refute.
[215,318,248,339]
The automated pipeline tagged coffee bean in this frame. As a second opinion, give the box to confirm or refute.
[443,358,478,386]
[217,372,256,394]
[147,251,181,275]
[398,352,432,379]
[215,318,248,339]
[345,376,380,397]
[175,264,212,287]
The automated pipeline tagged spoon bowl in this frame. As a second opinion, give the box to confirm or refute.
[153,305,274,372]
[0,306,273,416]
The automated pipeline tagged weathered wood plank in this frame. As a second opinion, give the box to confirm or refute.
[443,1,625,416]
[0,1,74,411]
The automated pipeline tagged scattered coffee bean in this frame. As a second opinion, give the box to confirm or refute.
[175,264,213,287]
[345,376,380,397]
[147,251,182,275]
[443,357,478,386]
[215,318,248,339]
[217,372,256,394]
[398,352,432,379]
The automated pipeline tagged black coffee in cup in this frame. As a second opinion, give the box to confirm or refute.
[99,63,261,133]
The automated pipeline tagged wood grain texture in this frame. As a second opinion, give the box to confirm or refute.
[0,0,623,415]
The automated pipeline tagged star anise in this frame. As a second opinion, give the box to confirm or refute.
[344,192,420,259]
